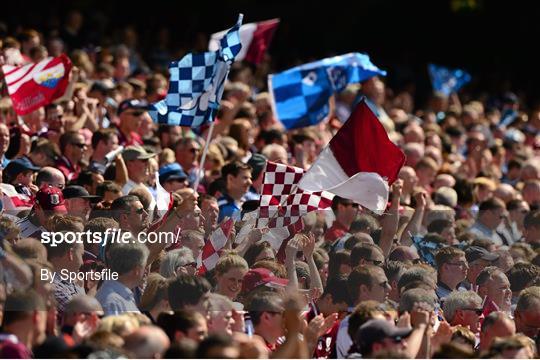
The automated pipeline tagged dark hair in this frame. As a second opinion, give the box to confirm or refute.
[385,260,409,283]
[195,333,235,358]
[476,266,503,287]
[327,249,351,281]
[3,289,46,325]
[506,263,540,293]
[110,195,141,221]
[331,196,355,212]
[347,300,381,340]
[76,170,100,188]
[91,128,117,149]
[347,265,381,305]
[167,274,211,311]
[350,214,379,234]
[96,181,122,198]
[221,160,251,180]
[243,240,273,267]
[524,210,540,230]
[257,129,284,146]
[157,310,204,342]
[478,197,506,212]
[247,292,283,326]
[322,275,350,305]
[59,131,82,153]
[427,219,452,234]
[350,243,383,268]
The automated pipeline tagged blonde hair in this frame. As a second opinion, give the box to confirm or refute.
[215,254,248,275]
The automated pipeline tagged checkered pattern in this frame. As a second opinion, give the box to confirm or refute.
[257,161,334,229]
[149,14,243,128]
[198,218,235,274]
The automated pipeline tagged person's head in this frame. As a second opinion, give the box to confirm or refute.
[398,166,418,194]
[221,161,252,199]
[2,157,39,186]
[157,310,207,344]
[214,254,249,300]
[523,210,540,245]
[199,194,219,233]
[29,140,60,167]
[388,246,420,264]
[123,325,170,359]
[110,195,149,233]
[435,246,468,287]
[415,157,438,188]
[480,311,516,351]
[507,199,530,227]
[384,261,410,302]
[488,334,536,359]
[332,196,359,226]
[0,123,9,157]
[508,263,540,299]
[118,98,150,133]
[477,197,507,230]
[95,181,122,204]
[399,288,437,314]
[397,266,437,296]
[159,248,197,278]
[33,186,68,225]
[3,289,47,347]
[122,145,154,183]
[180,230,205,260]
[91,128,119,158]
[168,274,211,315]
[328,249,352,280]
[76,170,105,195]
[206,293,236,336]
[158,163,188,193]
[10,238,47,262]
[139,273,170,315]
[195,333,239,359]
[348,265,390,304]
[350,243,385,268]
[174,137,201,171]
[243,240,275,267]
[62,295,103,329]
[59,131,87,163]
[355,318,411,358]
[442,290,484,333]
[108,241,149,288]
[465,246,500,285]
[317,275,350,317]
[476,266,512,312]
[62,185,100,221]
[427,219,457,245]
[46,234,84,273]
[248,292,285,344]
[515,286,540,339]
[35,166,65,190]
[261,143,288,164]
[522,180,540,208]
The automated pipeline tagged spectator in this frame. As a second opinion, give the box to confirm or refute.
[325,196,359,243]
[442,290,484,333]
[476,266,513,313]
[479,311,516,352]
[217,161,252,222]
[434,246,468,299]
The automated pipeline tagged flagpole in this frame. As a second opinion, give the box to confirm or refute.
[194,120,216,191]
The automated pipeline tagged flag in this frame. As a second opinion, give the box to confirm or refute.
[199,218,235,273]
[268,53,386,130]
[147,172,174,232]
[209,18,279,65]
[481,296,500,319]
[257,161,334,229]
[148,14,243,127]
[298,99,405,214]
[428,63,471,96]
[0,183,33,212]
[1,54,72,115]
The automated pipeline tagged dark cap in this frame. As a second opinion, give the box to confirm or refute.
[241,268,288,294]
[35,186,67,211]
[502,92,518,105]
[355,319,413,354]
[159,163,188,183]
[117,98,149,115]
[465,246,499,263]
[62,185,101,203]
[4,158,40,180]
[247,153,267,181]
[122,145,155,162]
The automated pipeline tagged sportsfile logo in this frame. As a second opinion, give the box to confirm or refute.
[41,228,181,247]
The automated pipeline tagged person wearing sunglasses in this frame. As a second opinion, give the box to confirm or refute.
[56,130,87,181]
[116,98,150,146]
[325,196,359,244]
[442,290,484,334]
[121,145,155,195]
[175,138,202,186]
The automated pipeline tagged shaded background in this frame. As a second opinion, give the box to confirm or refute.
[2,0,539,108]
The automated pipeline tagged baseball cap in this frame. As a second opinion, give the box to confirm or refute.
[62,185,101,203]
[465,246,499,263]
[247,153,267,181]
[241,268,289,294]
[159,163,188,183]
[4,158,40,180]
[122,146,155,162]
[35,186,67,211]
[355,319,413,354]
[117,98,149,115]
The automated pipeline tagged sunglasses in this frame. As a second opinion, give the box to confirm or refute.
[182,262,197,268]
[463,307,483,315]
[133,208,145,215]
[72,142,87,149]
[126,110,144,117]
[188,148,200,154]
[370,259,384,266]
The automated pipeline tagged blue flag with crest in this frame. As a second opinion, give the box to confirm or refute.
[269,53,386,130]
[148,15,243,127]
[428,63,471,96]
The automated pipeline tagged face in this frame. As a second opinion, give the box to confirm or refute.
[444,255,469,283]
[399,168,418,192]
[125,200,148,232]
[184,235,205,260]
[228,169,252,194]
[121,109,146,132]
[510,201,529,225]
[487,207,505,229]
[69,135,88,161]
[339,202,359,223]
[69,243,85,272]
[365,268,391,302]
[128,158,149,179]
[468,259,491,284]
[482,319,516,349]
[373,337,407,356]
[0,124,10,155]
[457,302,483,333]
[66,198,91,219]
[201,199,219,230]
[262,311,285,339]
[255,247,275,263]
[102,135,119,154]
[177,141,201,168]
[216,267,247,300]
[516,307,540,339]
[209,310,235,335]
[46,106,65,131]
[186,317,208,343]
[441,224,458,245]
[485,273,512,312]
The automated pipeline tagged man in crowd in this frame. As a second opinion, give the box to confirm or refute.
[218,161,252,222]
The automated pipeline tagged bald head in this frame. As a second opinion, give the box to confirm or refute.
[36,166,65,189]
[64,295,103,315]
[124,325,170,359]
[494,184,517,204]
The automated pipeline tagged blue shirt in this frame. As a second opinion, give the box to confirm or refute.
[218,193,241,223]
[95,280,140,316]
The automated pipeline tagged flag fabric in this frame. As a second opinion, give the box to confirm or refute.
[428,63,471,96]
[0,183,33,212]
[209,18,279,65]
[298,98,405,214]
[146,172,174,233]
[199,218,235,273]
[257,161,334,229]
[481,296,500,319]
[1,54,72,115]
[268,53,386,130]
[148,14,243,128]
[267,218,305,263]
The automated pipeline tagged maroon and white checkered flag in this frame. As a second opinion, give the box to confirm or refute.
[257,161,334,229]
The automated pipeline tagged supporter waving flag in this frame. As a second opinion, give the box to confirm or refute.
[148,14,243,127]
[268,52,386,129]
[428,63,471,96]
[1,54,72,115]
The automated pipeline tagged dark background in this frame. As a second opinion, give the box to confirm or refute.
[2,0,539,108]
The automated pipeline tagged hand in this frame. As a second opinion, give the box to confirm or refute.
[413,191,427,208]
[301,232,316,258]
[410,307,430,329]
[392,179,403,200]
[396,311,411,328]
[285,234,302,262]
[282,293,305,334]
[431,321,453,349]
[305,313,338,342]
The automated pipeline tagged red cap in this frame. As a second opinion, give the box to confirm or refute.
[242,268,289,294]
[35,186,67,212]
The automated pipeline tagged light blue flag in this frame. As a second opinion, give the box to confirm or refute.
[148,14,243,127]
[269,53,386,130]
[428,63,471,96]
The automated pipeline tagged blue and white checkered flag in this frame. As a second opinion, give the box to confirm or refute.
[428,63,471,97]
[269,53,386,130]
[149,14,243,127]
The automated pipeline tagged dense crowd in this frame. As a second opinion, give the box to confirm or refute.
[0,10,540,359]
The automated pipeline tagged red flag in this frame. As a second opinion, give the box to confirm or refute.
[298,99,405,214]
[198,218,235,274]
[2,54,72,115]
